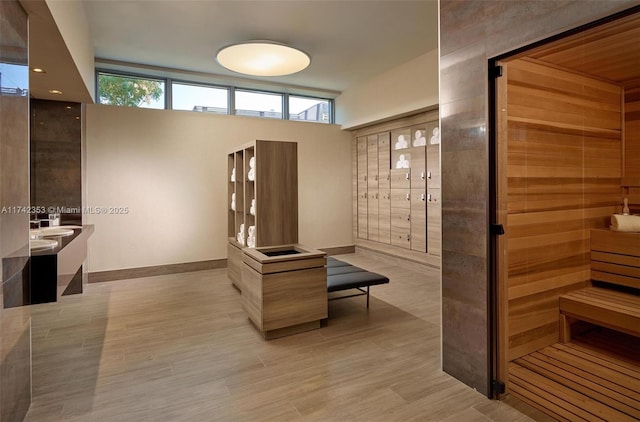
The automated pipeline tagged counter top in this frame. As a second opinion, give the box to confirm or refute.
[31,225,94,256]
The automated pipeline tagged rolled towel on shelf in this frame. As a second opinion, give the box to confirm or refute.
[610,214,640,232]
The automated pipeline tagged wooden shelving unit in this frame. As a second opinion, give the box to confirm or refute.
[227,140,298,290]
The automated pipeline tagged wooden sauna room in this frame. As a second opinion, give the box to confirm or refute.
[492,10,640,421]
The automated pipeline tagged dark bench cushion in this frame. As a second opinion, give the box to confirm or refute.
[327,265,367,276]
[327,271,389,293]
[327,257,352,268]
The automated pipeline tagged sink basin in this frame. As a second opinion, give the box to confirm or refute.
[30,239,58,251]
[36,227,74,237]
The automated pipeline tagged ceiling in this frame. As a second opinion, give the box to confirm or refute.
[512,10,640,87]
[25,0,440,102]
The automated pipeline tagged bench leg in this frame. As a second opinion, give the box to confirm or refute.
[366,286,370,309]
[559,314,571,343]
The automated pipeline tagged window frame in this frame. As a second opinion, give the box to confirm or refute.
[170,79,231,114]
[233,88,285,120]
[95,69,334,123]
[288,94,333,124]
[96,70,168,109]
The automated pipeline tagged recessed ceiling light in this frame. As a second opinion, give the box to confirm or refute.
[49,90,62,95]
[31,68,46,73]
[216,41,310,76]
[66,106,72,109]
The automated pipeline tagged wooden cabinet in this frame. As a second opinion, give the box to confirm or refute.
[351,111,440,266]
[241,244,327,339]
[227,140,298,290]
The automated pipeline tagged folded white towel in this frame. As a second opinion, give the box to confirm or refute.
[610,214,640,232]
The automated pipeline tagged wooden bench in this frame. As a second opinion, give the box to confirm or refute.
[559,229,640,342]
[326,257,389,308]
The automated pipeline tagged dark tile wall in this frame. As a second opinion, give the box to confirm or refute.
[439,0,639,397]
[31,99,82,224]
[0,0,31,419]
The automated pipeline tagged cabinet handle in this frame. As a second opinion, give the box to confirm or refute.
[387,174,390,181]
[406,234,411,241]
[364,175,367,182]
[376,193,379,199]
[375,174,378,181]
[406,193,410,200]
[406,215,410,221]
[421,193,425,201]
[405,173,410,180]
[428,193,432,202]
[421,171,425,180]
[427,171,432,179]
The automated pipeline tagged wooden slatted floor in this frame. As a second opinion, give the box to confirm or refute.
[509,328,640,421]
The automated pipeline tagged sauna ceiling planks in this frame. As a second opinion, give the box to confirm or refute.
[524,12,640,87]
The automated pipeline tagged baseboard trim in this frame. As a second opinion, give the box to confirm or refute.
[88,259,227,283]
[320,245,356,256]
[89,245,356,283]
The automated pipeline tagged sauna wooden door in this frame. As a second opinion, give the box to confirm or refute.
[493,58,623,395]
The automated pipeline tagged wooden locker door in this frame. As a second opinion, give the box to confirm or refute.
[379,189,391,244]
[390,188,411,249]
[390,169,411,189]
[410,188,427,252]
[367,135,379,241]
[378,133,391,244]
[427,189,441,256]
[357,137,368,239]
[378,133,391,189]
[426,121,440,190]
[410,146,426,189]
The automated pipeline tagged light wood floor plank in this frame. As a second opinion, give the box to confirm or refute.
[24,252,543,421]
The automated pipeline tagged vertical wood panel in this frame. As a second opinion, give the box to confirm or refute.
[624,86,640,181]
[503,59,622,361]
[368,136,379,241]
[357,137,368,239]
[378,133,391,244]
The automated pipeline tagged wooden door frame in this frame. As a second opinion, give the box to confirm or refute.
[489,58,509,398]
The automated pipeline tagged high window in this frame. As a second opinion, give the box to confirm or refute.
[96,70,333,123]
[97,72,165,109]
[289,96,330,123]
[171,82,228,114]
[234,90,282,119]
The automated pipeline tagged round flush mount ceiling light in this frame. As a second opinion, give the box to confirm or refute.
[216,41,310,76]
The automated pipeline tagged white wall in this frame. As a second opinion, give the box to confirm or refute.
[85,104,353,272]
[335,49,439,129]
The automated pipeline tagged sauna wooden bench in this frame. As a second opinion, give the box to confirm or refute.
[559,228,640,342]
[559,287,640,341]
[326,257,390,308]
